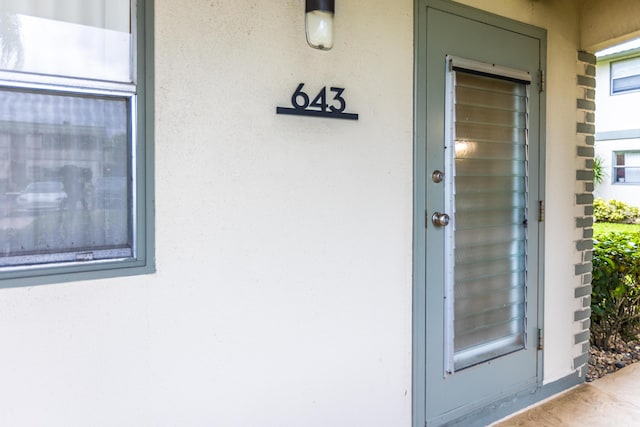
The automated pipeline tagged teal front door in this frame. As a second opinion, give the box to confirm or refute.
[414,1,546,425]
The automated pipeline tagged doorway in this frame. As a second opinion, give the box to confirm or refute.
[413,1,546,425]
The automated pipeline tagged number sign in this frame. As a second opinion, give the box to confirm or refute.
[277,83,358,120]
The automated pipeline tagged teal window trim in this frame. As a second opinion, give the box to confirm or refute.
[0,0,155,288]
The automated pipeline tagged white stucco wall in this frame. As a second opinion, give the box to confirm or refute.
[153,1,414,425]
[0,1,591,426]
[594,138,640,206]
[595,55,640,133]
[594,56,640,207]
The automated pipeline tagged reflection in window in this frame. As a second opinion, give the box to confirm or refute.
[0,88,132,266]
[0,0,151,283]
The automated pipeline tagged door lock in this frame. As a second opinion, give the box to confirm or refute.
[432,212,450,227]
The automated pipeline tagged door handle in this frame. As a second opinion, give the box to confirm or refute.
[432,170,445,183]
[432,212,450,227]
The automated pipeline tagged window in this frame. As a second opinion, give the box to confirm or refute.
[0,1,153,285]
[444,59,531,372]
[611,56,640,94]
[614,151,640,184]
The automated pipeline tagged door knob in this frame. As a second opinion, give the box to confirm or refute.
[432,170,445,183]
[432,212,450,227]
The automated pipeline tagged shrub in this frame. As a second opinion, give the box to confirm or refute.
[593,155,606,186]
[593,198,640,223]
[591,230,640,349]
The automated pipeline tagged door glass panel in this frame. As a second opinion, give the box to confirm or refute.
[445,66,530,372]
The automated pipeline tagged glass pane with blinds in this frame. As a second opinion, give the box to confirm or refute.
[0,88,132,266]
[611,57,640,94]
[447,70,529,371]
[614,151,640,183]
[0,0,131,82]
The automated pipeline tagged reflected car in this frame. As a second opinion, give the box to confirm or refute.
[15,181,68,211]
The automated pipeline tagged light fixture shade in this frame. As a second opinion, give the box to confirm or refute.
[305,0,334,50]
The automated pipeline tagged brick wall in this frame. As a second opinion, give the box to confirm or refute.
[573,50,596,376]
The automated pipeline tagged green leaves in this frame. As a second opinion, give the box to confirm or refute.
[591,229,640,349]
[613,284,628,298]
[593,155,606,186]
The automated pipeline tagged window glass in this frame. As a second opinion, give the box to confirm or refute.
[446,67,530,372]
[0,88,132,267]
[611,56,640,94]
[0,0,151,281]
[0,0,131,82]
[614,151,640,183]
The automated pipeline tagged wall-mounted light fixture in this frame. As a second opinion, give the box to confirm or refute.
[305,0,335,50]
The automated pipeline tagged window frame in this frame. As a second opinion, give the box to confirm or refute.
[0,0,154,287]
[613,150,640,185]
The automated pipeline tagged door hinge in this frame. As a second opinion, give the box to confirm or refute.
[538,200,545,222]
[537,328,544,351]
[538,69,545,93]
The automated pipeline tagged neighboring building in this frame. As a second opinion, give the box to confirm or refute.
[0,1,638,427]
[595,45,640,207]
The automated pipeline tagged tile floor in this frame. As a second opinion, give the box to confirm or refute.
[492,362,640,426]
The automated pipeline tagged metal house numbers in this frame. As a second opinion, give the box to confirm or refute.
[276,83,359,120]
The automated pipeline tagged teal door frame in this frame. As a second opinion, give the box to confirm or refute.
[412,1,547,425]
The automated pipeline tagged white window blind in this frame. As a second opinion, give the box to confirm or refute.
[611,56,640,94]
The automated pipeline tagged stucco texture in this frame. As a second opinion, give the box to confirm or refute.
[153,0,414,426]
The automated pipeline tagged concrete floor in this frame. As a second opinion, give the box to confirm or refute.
[492,363,640,426]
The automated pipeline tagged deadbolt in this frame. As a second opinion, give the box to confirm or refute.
[432,170,445,183]
[432,212,450,227]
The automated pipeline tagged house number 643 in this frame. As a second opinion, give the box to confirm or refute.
[291,83,346,113]
[276,83,359,120]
